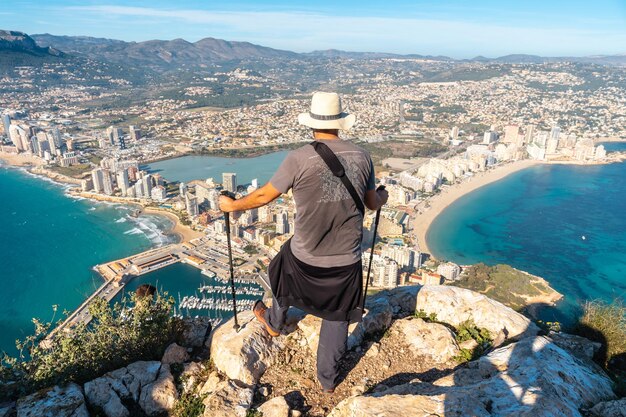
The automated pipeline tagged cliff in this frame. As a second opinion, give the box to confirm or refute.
[3,286,622,417]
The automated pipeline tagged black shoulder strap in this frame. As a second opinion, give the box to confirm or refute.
[310,141,365,215]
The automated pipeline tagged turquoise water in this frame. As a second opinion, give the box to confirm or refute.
[427,143,626,325]
[143,151,288,184]
[0,166,177,354]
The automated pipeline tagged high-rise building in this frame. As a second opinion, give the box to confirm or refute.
[116,170,130,196]
[223,173,237,193]
[2,114,11,139]
[141,174,153,197]
[524,124,535,144]
[179,182,187,198]
[91,168,106,193]
[186,194,199,217]
[151,185,167,201]
[550,126,561,141]
[482,131,498,145]
[276,211,289,234]
[503,125,519,144]
[437,262,461,281]
[449,126,459,140]
[49,128,62,150]
[9,125,29,152]
[102,169,114,195]
[129,125,142,141]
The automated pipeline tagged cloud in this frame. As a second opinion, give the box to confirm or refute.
[64,5,626,57]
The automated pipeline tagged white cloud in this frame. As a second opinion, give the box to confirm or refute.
[65,5,626,57]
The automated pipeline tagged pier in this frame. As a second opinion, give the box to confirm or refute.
[44,235,265,344]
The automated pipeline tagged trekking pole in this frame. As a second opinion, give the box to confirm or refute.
[363,185,386,310]
[221,190,240,332]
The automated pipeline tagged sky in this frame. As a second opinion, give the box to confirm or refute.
[1,0,626,58]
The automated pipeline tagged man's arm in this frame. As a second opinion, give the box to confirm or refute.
[218,182,282,212]
[365,187,388,211]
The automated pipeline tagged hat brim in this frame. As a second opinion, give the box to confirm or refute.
[298,113,356,131]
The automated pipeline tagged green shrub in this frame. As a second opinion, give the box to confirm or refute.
[414,309,438,322]
[453,320,492,363]
[0,293,176,400]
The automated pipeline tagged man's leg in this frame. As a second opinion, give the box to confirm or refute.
[264,297,288,334]
[316,319,349,391]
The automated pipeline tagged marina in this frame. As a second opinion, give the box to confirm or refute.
[45,235,267,343]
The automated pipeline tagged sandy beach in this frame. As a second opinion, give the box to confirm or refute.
[142,207,204,243]
[412,159,542,257]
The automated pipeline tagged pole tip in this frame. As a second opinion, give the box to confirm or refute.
[233,324,241,332]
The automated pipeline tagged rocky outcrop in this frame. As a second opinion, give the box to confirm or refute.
[329,336,616,417]
[138,365,178,416]
[202,379,254,417]
[84,377,128,417]
[589,398,626,417]
[178,317,211,348]
[161,342,190,364]
[208,310,285,385]
[16,383,88,417]
[392,318,460,364]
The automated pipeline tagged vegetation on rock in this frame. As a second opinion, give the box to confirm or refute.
[0,293,177,401]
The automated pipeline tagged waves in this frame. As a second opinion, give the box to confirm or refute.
[121,214,175,247]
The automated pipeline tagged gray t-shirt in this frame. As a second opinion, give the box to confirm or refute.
[270,139,376,267]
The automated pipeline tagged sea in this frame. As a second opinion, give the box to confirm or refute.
[0,152,286,355]
[427,142,626,326]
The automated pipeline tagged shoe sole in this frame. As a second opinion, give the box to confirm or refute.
[253,301,280,337]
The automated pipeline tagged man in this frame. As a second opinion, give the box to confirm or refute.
[219,92,388,393]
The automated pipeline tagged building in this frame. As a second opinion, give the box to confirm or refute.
[186,194,199,217]
[437,262,461,281]
[482,131,498,145]
[363,254,399,288]
[1,114,10,138]
[194,182,212,205]
[129,125,142,141]
[151,185,167,201]
[380,244,418,269]
[116,170,130,196]
[503,125,519,144]
[179,182,187,198]
[81,178,93,192]
[524,124,535,144]
[60,152,79,167]
[223,172,237,193]
[276,211,289,234]
[419,270,443,285]
[550,126,561,142]
[91,168,105,193]
[449,126,459,140]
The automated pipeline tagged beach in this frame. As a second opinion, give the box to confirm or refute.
[142,207,205,243]
[412,159,541,256]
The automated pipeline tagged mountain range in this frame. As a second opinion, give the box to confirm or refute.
[1,29,626,67]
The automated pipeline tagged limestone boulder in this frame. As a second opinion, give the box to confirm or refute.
[372,285,421,318]
[179,317,211,348]
[548,331,601,360]
[414,285,539,341]
[161,342,190,364]
[257,396,291,417]
[198,371,222,396]
[84,377,129,417]
[589,398,626,417]
[330,336,616,417]
[298,297,393,353]
[16,383,88,417]
[202,379,253,417]
[392,318,460,364]
[208,310,286,385]
[138,364,178,416]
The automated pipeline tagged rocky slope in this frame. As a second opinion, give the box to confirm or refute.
[0,30,63,56]
[4,285,622,417]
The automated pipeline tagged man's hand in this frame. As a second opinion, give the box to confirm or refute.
[219,195,236,212]
[376,187,389,206]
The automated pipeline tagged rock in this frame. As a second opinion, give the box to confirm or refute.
[258,386,270,397]
[125,361,162,401]
[138,364,178,416]
[257,396,290,417]
[0,402,15,417]
[415,285,539,341]
[161,342,190,364]
[179,317,211,348]
[84,377,129,417]
[365,342,379,358]
[180,362,203,393]
[292,411,302,417]
[589,398,626,417]
[17,383,88,417]
[548,331,601,360]
[393,318,460,364]
[298,297,393,354]
[198,371,222,396]
[458,338,479,351]
[373,286,421,318]
[208,310,285,386]
[330,336,616,417]
[203,380,253,417]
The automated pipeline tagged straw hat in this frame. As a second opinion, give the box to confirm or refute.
[298,92,356,130]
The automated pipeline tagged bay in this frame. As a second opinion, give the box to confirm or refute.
[427,142,626,326]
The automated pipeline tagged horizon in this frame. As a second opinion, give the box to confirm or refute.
[1,1,625,59]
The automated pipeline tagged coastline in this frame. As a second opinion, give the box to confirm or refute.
[0,152,202,244]
[412,159,542,256]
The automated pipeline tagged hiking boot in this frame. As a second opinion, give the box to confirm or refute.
[253,300,280,337]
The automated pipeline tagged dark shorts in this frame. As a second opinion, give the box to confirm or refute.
[268,239,363,322]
